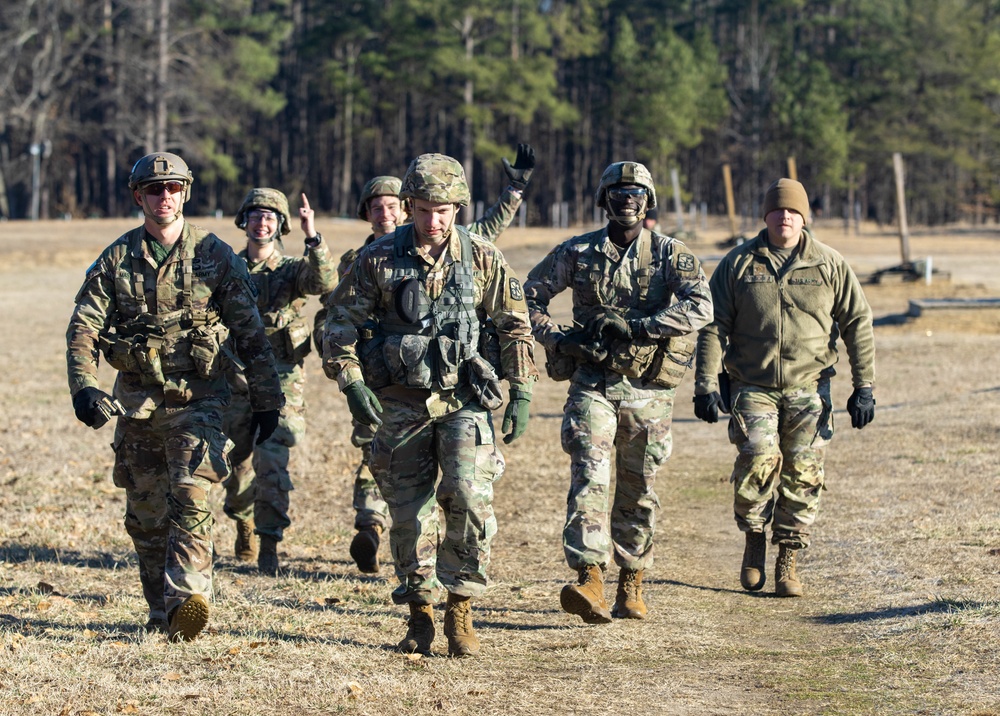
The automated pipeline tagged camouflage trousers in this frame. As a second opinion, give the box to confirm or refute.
[369,387,505,605]
[727,379,834,549]
[561,385,674,572]
[223,364,306,540]
[350,421,389,531]
[111,400,232,621]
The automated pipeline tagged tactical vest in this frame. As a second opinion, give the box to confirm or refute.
[251,269,311,365]
[98,227,229,385]
[548,229,696,388]
[366,224,485,391]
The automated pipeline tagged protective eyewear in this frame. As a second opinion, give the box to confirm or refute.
[248,209,278,223]
[141,181,184,196]
[607,187,648,201]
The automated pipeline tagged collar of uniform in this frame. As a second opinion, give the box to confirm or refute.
[241,245,283,271]
[413,230,459,268]
[748,226,823,266]
[597,226,647,263]
[136,222,190,264]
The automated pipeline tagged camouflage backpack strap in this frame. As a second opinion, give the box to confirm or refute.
[634,228,653,306]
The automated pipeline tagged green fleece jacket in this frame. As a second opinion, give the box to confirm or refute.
[695,227,875,393]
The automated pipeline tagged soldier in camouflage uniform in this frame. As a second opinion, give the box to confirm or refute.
[524,161,713,624]
[694,178,875,597]
[222,188,337,575]
[317,145,535,576]
[66,153,284,641]
[323,153,537,657]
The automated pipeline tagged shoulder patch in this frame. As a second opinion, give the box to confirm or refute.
[676,253,696,273]
[508,277,523,302]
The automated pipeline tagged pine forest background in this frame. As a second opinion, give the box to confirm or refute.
[2,0,999,229]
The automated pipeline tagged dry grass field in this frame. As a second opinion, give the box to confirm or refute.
[1,214,999,715]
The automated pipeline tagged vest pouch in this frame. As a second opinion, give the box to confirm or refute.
[283,318,313,365]
[604,337,659,379]
[436,335,461,389]
[358,327,390,390]
[466,354,504,410]
[132,339,166,386]
[644,334,696,389]
[544,345,577,382]
[383,333,434,389]
[189,324,225,379]
[101,336,140,373]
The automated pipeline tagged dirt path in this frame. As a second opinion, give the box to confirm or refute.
[1,219,999,715]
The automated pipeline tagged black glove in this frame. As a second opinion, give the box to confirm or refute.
[588,311,631,344]
[501,143,535,192]
[558,332,608,364]
[72,387,113,427]
[501,388,532,444]
[344,382,383,428]
[251,409,281,445]
[846,387,875,430]
[693,393,726,424]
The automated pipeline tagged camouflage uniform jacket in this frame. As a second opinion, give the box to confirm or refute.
[239,237,336,370]
[695,227,875,394]
[324,225,537,418]
[67,222,284,418]
[524,227,713,401]
[317,187,525,350]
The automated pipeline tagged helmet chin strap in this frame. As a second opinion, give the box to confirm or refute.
[248,229,277,245]
[140,194,184,225]
[606,198,648,228]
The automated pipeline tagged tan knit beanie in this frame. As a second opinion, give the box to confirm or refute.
[761,178,810,219]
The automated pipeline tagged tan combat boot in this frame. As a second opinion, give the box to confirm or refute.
[350,525,382,574]
[612,568,647,619]
[398,603,435,655]
[774,544,803,597]
[235,518,258,562]
[167,593,210,643]
[560,564,612,624]
[444,593,481,657]
[258,536,279,577]
[740,531,767,591]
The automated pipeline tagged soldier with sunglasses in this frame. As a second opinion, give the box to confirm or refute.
[66,152,284,642]
[523,161,713,624]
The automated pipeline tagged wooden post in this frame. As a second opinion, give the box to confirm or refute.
[722,164,738,239]
[787,157,797,181]
[846,172,855,236]
[670,168,684,232]
[893,152,911,264]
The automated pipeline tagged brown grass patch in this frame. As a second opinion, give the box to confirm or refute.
[1,217,999,714]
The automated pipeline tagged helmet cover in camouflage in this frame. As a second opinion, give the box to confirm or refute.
[595,161,658,210]
[128,152,193,201]
[235,187,292,235]
[356,176,403,220]
[400,153,470,207]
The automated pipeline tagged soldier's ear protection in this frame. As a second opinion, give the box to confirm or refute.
[394,277,421,324]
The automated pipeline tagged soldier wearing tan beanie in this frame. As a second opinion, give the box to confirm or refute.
[761,177,811,220]
[694,175,876,600]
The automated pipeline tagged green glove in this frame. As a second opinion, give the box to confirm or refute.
[501,388,532,444]
[344,382,383,428]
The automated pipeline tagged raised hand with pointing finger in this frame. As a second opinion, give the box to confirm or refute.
[300,192,319,245]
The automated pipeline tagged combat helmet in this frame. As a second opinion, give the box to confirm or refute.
[356,176,403,220]
[595,161,658,210]
[400,153,470,207]
[128,152,193,202]
[235,187,292,235]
